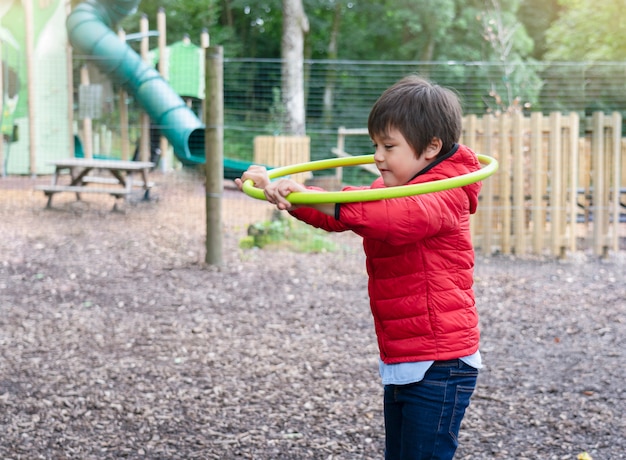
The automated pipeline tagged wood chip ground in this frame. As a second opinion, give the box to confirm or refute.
[1,172,624,459]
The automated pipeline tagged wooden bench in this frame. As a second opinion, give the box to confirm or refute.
[330,147,380,177]
[35,184,131,197]
[81,176,155,188]
[35,184,132,210]
[37,158,155,210]
[330,128,381,183]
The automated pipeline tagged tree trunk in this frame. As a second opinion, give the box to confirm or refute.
[281,0,309,135]
[322,2,341,127]
[222,0,233,27]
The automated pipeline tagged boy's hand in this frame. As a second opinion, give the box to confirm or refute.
[236,167,335,216]
[235,167,305,210]
[264,179,306,210]
[234,165,270,191]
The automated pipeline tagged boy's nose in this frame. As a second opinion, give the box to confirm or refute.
[373,148,385,162]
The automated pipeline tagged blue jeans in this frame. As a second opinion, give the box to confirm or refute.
[383,359,478,460]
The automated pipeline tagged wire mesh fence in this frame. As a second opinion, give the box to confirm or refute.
[221,59,626,166]
[2,57,626,256]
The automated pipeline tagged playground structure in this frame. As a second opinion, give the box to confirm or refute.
[0,0,258,178]
[67,0,205,166]
[1,0,72,175]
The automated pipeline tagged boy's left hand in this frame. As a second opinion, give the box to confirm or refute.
[235,166,305,210]
[234,165,270,191]
[236,168,336,216]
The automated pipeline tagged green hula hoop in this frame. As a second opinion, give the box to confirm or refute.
[242,154,499,204]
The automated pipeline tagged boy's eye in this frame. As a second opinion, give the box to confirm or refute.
[371,142,393,150]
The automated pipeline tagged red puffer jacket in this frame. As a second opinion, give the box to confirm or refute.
[290,144,482,364]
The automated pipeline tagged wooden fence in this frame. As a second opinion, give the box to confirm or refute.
[333,112,625,257]
[254,135,311,184]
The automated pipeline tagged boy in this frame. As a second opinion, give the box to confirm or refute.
[236,75,482,460]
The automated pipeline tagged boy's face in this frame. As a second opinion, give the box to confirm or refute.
[371,128,438,187]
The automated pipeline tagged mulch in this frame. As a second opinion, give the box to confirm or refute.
[1,172,624,459]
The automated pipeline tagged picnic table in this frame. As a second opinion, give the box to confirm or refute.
[36,158,155,210]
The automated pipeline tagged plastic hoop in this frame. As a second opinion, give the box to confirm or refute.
[242,153,498,204]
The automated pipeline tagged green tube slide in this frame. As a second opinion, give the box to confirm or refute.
[66,0,205,165]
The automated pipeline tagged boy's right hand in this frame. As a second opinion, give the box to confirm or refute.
[263,178,306,210]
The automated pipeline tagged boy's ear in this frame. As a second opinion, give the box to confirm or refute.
[423,137,443,160]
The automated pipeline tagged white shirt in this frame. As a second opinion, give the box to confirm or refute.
[379,350,482,386]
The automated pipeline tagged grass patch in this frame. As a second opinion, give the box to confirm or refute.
[239,211,337,253]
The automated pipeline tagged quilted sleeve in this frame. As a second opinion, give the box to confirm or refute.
[338,186,470,245]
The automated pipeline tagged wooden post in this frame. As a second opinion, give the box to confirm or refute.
[205,45,224,265]
[499,114,512,255]
[157,7,169,170]
[549,112,564,257]
[591,112,607,257]
[201,28,210,49]
[335,127,346,182]
[463,115,478,245]
[566,112,580,253]
[157,9,168,83]
[481,114,495,254]
[530,112,544,255]
[117,28,130,160]
[24,0,37,174]
[200,28,210,130]
[609,112,622,252]
[66,0,75,160]
[80,65,93,159]
[139,14,150,162]
[512,112,526,255]
[0,31,4,176]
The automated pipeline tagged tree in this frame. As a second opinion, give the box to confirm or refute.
[301,0,345,126]
[321,1,341,126]
[384,0,456,63]
[281,0,309,135]
[120,0,222,44]
[517,0,559,60]
[223,0,283,57]
[320,0,456,62]
[538,0,626,113]
[544,0,626,61]
[477,0,541,113]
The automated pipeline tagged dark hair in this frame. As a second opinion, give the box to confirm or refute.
[367,75,463,157]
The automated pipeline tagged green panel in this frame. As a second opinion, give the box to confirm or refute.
[2,0,70,174]
[152,40,205,100]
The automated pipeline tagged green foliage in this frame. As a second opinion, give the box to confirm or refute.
[111,0,540,65]
[517,0,560,59]
[72,0,626,143]
[475,0,540,112]
[105,0,626,65]
[119,0,220,41]
[240,212,337,253]
[223,0,283,57]
[109,0,545,117]
[384,0,456,61]
[544,0,626,61]
[224,129,255,162]
[267,87,286,134]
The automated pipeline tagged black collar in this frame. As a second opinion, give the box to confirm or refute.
[409,143,459,182]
